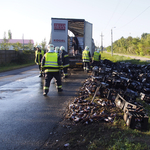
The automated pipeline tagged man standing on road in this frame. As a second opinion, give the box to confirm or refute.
[41,44,63,96]
[92,48,101,67]
[60,46,69,78]
[82,46,91,73]
[35,45,44,77]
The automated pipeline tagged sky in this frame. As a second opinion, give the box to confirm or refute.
[0,0,150,47]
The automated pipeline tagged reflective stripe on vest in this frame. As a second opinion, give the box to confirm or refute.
[44,53,59,67]
[63,64,69,68]
[44,53,60,72]
[64,54,68,58]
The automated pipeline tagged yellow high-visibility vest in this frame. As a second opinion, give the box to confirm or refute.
[44,52,60,72]
[82,50,90,62]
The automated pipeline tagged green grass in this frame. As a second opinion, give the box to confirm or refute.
[101,52,150,65]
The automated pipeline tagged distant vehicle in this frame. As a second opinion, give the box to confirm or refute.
[50,18,95,68]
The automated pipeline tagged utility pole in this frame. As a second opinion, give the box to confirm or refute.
[100,32,104,53]
[111,29,113,56]
[111,27,116,56]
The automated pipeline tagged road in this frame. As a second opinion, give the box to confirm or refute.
[0,65,87,150]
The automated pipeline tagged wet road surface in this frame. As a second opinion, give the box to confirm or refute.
[0,65,87,150]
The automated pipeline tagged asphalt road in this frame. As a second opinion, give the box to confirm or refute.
[0,65,87,150]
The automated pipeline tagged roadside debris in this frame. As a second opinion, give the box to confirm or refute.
[67,59,149,130]
[64,143,70,147]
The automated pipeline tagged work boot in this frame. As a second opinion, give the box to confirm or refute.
[43,92,47,96]
[63,75,68,78]
[58,88,63,92]
[39,74,43,77]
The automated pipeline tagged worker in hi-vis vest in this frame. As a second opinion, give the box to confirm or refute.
[41,44,63,96]
[35,45,44,77]
[82,46,91,73]
[92,48,101,67]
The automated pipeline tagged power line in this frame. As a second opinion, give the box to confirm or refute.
[118,6,150,29]
[103,0,120,32]
[114,0,133,25]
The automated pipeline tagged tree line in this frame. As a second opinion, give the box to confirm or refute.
[106,33,150,56]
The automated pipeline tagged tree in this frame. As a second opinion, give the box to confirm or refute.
[41,38,47,50]
[8,30,12,39]
[0,32,10,50]
[141,33,149,39]
[27,40,33,50]
[13,42,22,51]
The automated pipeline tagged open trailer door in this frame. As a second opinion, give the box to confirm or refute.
[84,21,93,55]
[51,18,68,50]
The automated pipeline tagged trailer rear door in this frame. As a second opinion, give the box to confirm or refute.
[84,21,93,54]
[51,19,68,51]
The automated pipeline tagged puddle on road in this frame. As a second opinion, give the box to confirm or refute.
[0,76,41,100]
[0,89,22,92]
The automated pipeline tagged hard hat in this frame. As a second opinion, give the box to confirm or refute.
[96,49,99,53]
[85,46,89,51]
[37,45,41,48]
[55,46,59,53]
[47,44,54,52]
[60,46,65,51]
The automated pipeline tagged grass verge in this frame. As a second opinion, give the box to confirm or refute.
[0,61,35,73]
[101,52,150,65]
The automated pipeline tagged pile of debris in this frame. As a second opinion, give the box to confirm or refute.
[67,59,150,130]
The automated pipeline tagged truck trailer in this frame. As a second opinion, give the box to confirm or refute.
[50,18,95,68]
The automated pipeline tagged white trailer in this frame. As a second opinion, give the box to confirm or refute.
[50,18,95,67]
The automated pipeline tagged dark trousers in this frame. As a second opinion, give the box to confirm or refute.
[43,72,62,94]
[38,65,42,73]
[92,61,100,67]
[83,62,90,71]
[63,67,68,76]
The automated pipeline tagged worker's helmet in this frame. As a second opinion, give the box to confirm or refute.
[96,48,99,53]
[85,46,89,51]
[55,46,60,53]
[47,44,54,52]
[36,45,41,49]
[60,46,65,51]
[95,48,98,52]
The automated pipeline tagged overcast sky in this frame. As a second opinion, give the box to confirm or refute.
[0,0,150,47]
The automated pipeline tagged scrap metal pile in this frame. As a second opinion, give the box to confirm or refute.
[68,59,150,130]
